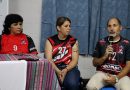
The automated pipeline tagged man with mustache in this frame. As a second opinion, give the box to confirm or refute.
[87,17,130,90]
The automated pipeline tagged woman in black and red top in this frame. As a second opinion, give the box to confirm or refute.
[45,16,80,90]
[0,14,38,54]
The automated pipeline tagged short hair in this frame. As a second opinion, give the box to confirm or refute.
[56,16,71,27]
[2,14,23,35]
[107,17,122,26]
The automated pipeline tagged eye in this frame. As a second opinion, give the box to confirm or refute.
[19,23,22,25]
[108,25,111,27]
[113,24,118,27]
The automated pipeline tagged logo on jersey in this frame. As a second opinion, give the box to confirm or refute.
[53,47,68,61]
[118,45,123,54]
[102,63,122,72]
[21,39,27,44]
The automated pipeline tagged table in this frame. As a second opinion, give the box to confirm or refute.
[0,54,61,90]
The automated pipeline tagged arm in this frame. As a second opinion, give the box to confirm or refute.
[93,54,108,67]
[117,61,130,79]
[104,61,130,84]
[117,43,130,80]
[93,45,113,67]
[65,40,79,71]
[27,35,38,54]
[44,40,61,74]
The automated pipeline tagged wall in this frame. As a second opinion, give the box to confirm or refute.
[0,0,8,34]
[8,0,96,79]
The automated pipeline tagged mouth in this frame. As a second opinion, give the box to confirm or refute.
[109,30,115,34]
[17,29,22,31]
[109,33,116,37]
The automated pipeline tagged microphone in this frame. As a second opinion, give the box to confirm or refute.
[109,35,114,45]
[108,35,114,60]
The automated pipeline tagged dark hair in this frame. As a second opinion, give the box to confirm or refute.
[107,17,121,26]
[56,16,71,27]
[2,14,23,35]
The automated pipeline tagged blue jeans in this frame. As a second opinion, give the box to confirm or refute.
[61,67,80,90]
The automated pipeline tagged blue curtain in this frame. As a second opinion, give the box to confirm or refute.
[40,0,130,55]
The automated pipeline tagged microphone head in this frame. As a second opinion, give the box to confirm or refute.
[109,36,114,42]
[108,35,114,44]
[109,34,115,43]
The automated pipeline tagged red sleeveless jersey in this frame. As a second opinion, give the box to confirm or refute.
[48,35,76,65]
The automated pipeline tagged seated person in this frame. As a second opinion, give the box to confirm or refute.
[44,16,80,90]
[86,17,130,90]
[0,14,38,54]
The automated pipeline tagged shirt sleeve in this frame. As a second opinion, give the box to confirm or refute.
[92,41,101,58]
[26,35,38,54]
[125,41,130,61]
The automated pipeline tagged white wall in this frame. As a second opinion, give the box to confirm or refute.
[8,0,96,78]
[0,0,8,34]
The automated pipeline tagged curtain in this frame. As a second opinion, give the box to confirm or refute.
[40,0,130,55]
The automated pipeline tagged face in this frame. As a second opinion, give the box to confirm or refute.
[107,18,122,37]
[57,20,71,36]
[9,22,23,35]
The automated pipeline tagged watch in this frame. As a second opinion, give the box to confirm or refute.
[113,75,119,83]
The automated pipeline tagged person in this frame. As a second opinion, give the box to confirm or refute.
[0,14,38,54]
[86,17,130,90]
[44,16,80,90]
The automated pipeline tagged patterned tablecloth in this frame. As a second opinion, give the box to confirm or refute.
[0,54,61,90]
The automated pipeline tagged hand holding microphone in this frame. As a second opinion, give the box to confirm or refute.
[105,35,114,60]
[106,45,113,58]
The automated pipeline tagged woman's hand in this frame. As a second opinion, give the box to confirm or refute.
[59,68,68,83]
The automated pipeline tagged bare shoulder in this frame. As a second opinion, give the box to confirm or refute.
[72,40,79,52]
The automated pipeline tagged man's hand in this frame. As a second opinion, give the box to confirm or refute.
[104,74,117,85]
[105,45,113,55]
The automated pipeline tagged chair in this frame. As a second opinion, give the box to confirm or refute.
[79,77,89,90]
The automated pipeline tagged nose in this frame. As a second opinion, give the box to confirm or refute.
[108,26,114,31]
[68,26,71,30]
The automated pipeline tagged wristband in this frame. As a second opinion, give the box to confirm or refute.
[113,75,119,83]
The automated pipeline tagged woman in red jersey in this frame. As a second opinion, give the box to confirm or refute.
[45,16,80,90]
[0,14,38,54]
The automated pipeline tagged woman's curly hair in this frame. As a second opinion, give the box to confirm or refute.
[2,14,23,35]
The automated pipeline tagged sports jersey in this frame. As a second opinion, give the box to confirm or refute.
[48,34,76,65]
[0,33,37,54]
[93,36,130,76]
